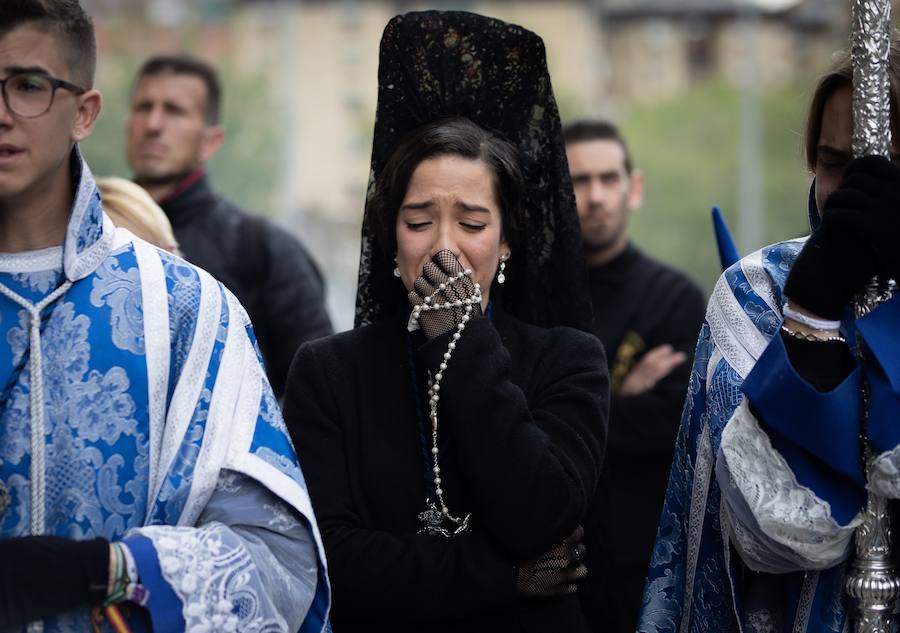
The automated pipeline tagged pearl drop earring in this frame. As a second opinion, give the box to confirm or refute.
[497,256,507,285]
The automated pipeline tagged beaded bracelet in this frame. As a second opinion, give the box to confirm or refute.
[781,324,846,344]
[104,542,127,607]
[783,301,842,331]
[104,543,149,608]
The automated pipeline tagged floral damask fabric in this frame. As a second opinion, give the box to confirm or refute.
[0,151,329,633]
[637,239,850,633]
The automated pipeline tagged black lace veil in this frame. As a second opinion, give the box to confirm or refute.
[355,10,592,331]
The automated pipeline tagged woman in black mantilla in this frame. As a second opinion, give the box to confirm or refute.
[283,11,608,632]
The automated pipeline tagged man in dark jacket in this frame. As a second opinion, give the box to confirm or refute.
[125,55,332,398]
[564,120,706,633]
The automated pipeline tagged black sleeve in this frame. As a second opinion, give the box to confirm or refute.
[780,330,855,392]
[418,319,608,559]
[283,342,519,623]
[607,281,706,457]
[0,536,108,628]
[259,225,333,397]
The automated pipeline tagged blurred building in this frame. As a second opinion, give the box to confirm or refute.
[87,0,846,222]
[82,0,855,329]
[601,0,845,103]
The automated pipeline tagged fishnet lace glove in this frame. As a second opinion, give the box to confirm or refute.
[516,525,588,598]
[408,250,483,340]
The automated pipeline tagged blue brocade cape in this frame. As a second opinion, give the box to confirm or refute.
[0,151,330,632]
[639,229,900,632]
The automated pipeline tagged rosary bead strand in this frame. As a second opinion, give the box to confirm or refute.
[413,269,480,536]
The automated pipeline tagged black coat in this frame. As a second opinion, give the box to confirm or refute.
[579,244,705,631]
[586,244,705,564]
[284,309,608,633]
[160,173,333,397]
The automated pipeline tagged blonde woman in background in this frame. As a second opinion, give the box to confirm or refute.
[96,176,179,254]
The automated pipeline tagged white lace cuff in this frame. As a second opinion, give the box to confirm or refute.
[869,446,900,498]
[130,471,319,632]
[717,400,860,572]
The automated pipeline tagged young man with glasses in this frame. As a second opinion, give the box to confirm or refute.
[0,2,329,632]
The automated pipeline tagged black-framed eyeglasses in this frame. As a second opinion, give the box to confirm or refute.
[0,71,86,119]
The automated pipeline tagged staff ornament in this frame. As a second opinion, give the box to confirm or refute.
[844,1,900,631]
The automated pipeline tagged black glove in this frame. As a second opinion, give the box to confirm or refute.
[516,525,588,598]
[0,536,109,628]
[408,250,484,340]
[784,155,900,320]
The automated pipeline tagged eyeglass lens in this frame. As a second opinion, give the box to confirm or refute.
[4,73,55,118]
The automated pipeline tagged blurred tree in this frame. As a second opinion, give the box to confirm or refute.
[620,79,811,294]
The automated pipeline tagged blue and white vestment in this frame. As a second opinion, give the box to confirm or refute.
[0,153,330,633]
[638,227,900,632]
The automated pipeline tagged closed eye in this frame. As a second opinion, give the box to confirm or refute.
[405,221,431,231]
[460,222,486,231]
[819,158,849,170]
[571,174,590,186]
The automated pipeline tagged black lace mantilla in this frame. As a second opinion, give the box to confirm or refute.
[355,10,592,332]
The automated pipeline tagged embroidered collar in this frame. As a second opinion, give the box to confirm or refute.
[63,146,116,282]
[0,245,63,274]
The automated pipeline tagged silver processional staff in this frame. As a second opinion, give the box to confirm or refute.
[844,0,900,630]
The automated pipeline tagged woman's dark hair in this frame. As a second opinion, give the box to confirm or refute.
[367,117,525,259]
[805,33,900,171]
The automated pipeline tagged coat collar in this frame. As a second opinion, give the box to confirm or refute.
[63,145,116,282]
[158,170,214,228]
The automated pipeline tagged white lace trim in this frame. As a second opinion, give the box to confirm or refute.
[225,337,263,465]
[135,523,290,633]
[680,423,713,633]
[741,249,779,315]
[707,272,768,380]
[792,572,818,633]
[0,246,63,273]
[180,291,249,527]
[707,348,723,392]
[133,237,171,516]
[152,270,221,507]
[720,400,859,567]
[109,224,134,251]
[719,495,745,633]
[223,337,328,581]
[64,160,115,282]
[227,287,251,329]
[720,495,776,573]
[868,446,900,499]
